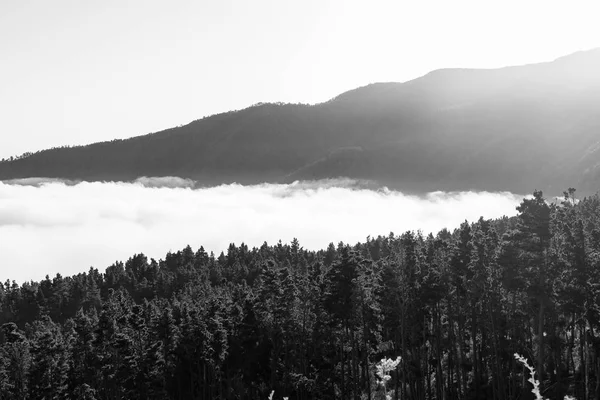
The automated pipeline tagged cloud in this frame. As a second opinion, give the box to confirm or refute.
[2,177,81,187]
[133,176,196,189]
[0,179,524,284]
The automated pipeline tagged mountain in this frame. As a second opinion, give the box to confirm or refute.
[2,48,600,195]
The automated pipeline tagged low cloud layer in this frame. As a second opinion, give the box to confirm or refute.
[0,179,524,284]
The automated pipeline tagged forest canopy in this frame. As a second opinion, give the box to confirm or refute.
[1,189,600,400]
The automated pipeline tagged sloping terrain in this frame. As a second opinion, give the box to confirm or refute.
[2,49,600,195]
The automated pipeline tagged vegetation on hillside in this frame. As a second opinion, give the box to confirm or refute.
[1,189,600,399]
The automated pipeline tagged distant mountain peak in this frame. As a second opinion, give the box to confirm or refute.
[553,47,600,62]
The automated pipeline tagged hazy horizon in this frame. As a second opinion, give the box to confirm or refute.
[0,178,524,284]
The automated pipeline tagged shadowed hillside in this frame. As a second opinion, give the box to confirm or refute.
[2,48,600,195]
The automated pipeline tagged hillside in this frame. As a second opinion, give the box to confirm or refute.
[2,192,600,399]
[2,48,600,195]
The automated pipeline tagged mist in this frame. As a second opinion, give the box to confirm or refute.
[0,178,524,284]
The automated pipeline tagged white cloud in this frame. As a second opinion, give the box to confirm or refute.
[0,179,524,284]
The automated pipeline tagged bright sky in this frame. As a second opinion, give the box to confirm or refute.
[0,0,598,159]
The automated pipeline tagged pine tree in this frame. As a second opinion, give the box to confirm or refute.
[28,316,70,399]
[0,322,30,399]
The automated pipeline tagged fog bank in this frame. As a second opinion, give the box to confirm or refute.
[0,179,524,284]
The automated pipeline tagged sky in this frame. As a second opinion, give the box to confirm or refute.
[0,178,524,284]
[0,0,598,159]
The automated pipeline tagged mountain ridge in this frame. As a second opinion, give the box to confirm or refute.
[2,48,600,195]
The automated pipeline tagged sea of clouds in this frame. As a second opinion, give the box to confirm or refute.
[0,178,525,284]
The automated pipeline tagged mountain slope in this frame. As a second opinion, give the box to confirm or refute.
[2,48,600,195]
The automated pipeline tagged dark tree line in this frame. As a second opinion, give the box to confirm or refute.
[0,145,75,164]
[1,189,600,399]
